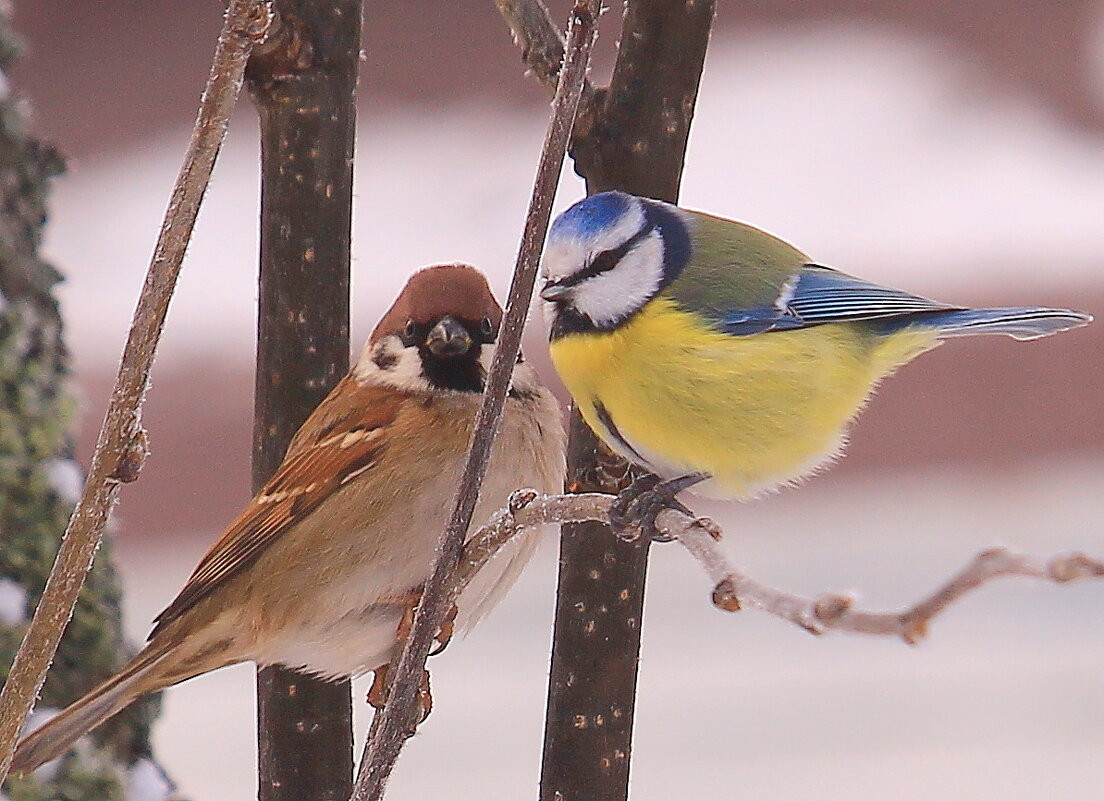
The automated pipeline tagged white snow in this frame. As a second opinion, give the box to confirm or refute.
[46,457,84,505]
[0,577,28,627]
[126,757,178,801]
[43,23,1104,375]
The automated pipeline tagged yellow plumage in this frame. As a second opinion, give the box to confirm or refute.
[550,297,940,499]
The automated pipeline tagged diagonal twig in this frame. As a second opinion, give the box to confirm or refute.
[348,3,604,800]
[0,0,275,782]
[493,0,593,97]
[451,491,1104,643]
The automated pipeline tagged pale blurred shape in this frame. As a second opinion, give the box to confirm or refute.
[45,25,1104,374]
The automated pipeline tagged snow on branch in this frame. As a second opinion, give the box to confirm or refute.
[453,490,1104,642]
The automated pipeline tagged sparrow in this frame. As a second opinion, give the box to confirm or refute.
[540,191,1089,536]
[12,263,565,774]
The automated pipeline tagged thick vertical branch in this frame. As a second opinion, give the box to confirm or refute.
[245,2,361,800]
[540,2,716,800]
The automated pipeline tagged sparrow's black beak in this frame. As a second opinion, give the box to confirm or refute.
[426,315,473,357]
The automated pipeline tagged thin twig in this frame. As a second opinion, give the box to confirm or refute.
[451,491,1104,643]
[0,0,274,782]
[493,0,592,97]
[348,3,602,800]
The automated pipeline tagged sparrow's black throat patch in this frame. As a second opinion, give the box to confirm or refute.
[419,347,484,393]
[406,316,492,393]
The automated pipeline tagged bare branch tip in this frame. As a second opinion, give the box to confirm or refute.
[901,617,929,646]
[711,579,741,613]
[812,593,854,624]
[1048,551,1104,582]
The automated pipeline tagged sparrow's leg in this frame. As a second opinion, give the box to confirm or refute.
[366,663,433,723]
[393,589,458,656]
[367,662,390,710]
[428,602,459,656]
[610,472,708,542]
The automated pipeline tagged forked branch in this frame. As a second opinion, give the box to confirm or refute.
[453,490,1104,643]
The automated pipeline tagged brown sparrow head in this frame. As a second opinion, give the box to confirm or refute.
[12,263,565,774]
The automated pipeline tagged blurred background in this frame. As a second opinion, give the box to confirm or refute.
[10,1,1104,799]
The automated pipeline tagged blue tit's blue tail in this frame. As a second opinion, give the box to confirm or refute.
[875,307,1092,341]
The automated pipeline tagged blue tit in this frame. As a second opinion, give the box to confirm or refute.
[539,190,1091,525]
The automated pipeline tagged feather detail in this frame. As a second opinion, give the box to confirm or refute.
[719,264,959,335]
[150,377,400,637]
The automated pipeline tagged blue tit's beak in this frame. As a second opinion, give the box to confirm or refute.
[426,315,473,357]
[540,282,571,302]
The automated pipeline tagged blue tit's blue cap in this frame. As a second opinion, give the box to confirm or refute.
[549,191,635,241]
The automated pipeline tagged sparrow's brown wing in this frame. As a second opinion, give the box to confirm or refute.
[150,378,402,638]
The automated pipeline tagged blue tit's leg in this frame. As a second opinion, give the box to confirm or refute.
[611,472,709,542]
[608,472,663,536]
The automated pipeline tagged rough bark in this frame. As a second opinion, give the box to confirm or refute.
[540,3,716,800]
[245,1,361,799]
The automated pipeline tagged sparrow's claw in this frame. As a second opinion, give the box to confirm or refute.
[610,473,708,542]
[416,668,433,722]
[367,662,391,711]
[429,603,458,657]
[367,663,434,724]
[394,589,423,642]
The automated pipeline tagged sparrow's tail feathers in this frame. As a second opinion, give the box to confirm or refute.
[879,307,1092,341]
[10,640,176,776]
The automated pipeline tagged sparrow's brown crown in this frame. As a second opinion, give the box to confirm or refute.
[371,264,503,343]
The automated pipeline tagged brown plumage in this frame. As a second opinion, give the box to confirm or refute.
[11,264,565,775]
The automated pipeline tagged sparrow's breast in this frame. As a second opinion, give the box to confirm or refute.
[243,375,565,678]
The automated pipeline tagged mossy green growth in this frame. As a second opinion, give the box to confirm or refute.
[1,300,165,801]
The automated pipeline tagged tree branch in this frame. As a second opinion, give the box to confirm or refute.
[348,3,603,800]
[492,0,592,97]
[452,491,1104,643]
[0,0,275,783]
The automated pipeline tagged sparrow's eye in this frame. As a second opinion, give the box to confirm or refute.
[480,316,495,340]
[402,320,417,342]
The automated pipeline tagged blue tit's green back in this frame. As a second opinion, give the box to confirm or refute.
[665,210,808,317]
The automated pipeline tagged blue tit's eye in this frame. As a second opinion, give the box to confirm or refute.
[589,249,620,275]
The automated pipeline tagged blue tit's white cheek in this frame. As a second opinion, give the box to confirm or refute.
[569,231,665,327]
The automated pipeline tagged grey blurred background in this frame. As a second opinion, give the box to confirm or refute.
[11,1,1104,799]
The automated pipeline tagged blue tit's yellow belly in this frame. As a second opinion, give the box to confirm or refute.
[548,297,939,499]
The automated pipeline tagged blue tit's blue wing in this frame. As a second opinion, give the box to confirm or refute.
[718,264,960,336]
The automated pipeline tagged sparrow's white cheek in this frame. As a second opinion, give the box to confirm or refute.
[354,336,430,392]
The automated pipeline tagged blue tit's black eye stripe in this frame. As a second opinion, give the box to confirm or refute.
[554,222,655,289]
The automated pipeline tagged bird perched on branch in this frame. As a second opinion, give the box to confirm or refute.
[540,191,1090,537]
[12,263,565,774]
